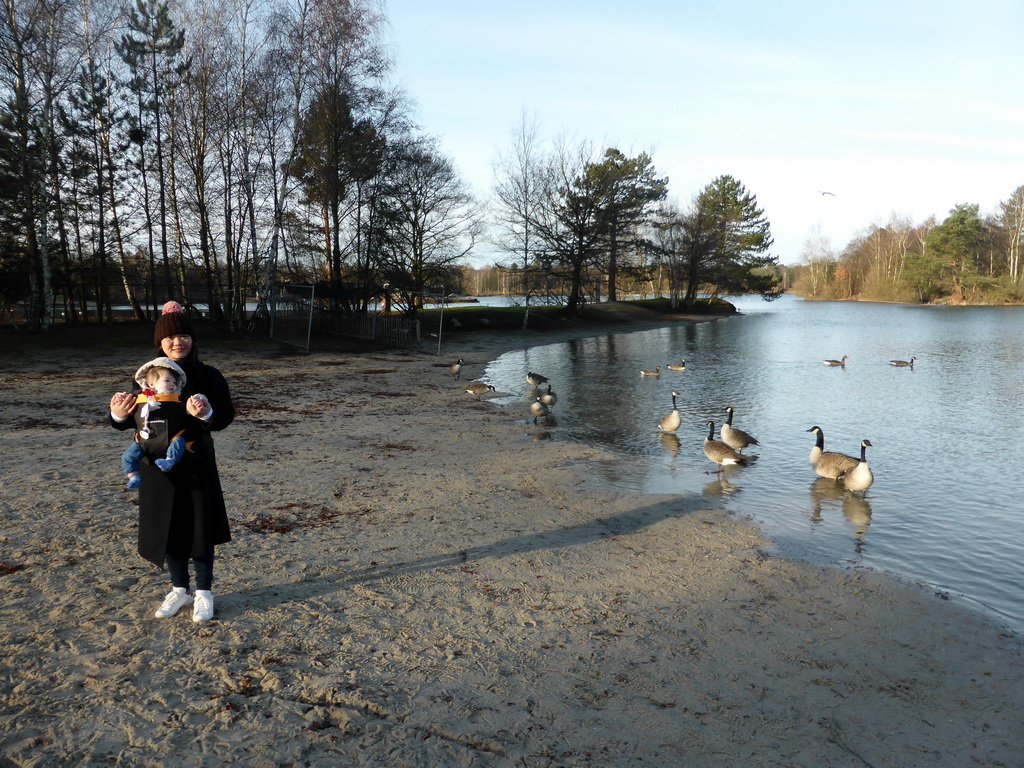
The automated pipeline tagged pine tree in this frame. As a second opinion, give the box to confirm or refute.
[116,0,187,308]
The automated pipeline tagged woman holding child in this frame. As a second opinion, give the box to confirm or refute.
[110,302,235,623]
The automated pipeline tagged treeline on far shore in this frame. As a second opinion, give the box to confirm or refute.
[788,197,1024,305]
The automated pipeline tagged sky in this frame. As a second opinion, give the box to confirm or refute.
[383,0,1024,266]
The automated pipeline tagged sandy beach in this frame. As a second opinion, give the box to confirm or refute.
[2,307,1022,767]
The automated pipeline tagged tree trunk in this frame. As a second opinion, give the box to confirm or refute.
[566,260,585,311]
[607,226,618,302]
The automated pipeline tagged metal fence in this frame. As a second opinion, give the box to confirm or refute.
[269,284,420,351]
[268,288,316,351]
[317,308,420,348]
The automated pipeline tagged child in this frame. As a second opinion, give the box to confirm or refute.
[119,357,209,489]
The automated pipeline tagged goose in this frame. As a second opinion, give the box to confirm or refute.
[465,382,495,398]
[890,356,916,368]
[526,371,549,387]
[720,406,759,452]
[840,439,874,492]
[703,420,748,471]
[806,426,858,480]
[450,358,464,380]
[640,366,661,377]
[658,391,681,433]
[530,397,549,424]
[540,384,557,408]
[666,359,687,372]
[823,355,849,367]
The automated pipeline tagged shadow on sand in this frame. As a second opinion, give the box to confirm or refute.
[221,492,715,617]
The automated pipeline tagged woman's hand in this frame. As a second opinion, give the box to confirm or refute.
[187,394,212,420]
[110,392,137,421]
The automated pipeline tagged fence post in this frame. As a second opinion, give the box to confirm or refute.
[436,302,445,355]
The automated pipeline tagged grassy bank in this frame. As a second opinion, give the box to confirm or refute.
[419,297,737,334]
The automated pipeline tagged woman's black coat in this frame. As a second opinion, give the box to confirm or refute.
[112,355,235,567]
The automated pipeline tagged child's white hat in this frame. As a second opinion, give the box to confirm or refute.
[134,357,187,391]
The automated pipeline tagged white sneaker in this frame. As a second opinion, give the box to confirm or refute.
[192,590,214,623]
[154,588,192,618]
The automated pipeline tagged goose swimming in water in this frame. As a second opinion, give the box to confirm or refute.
[890,356,916,368]
[720,406,759,452]
[640,366,661,377]
[666,359,687,372]
[840,439,874,492]
[806,426,858,480]
[703,420,748,471]
[823,355,849,367]
[658,391,681,433]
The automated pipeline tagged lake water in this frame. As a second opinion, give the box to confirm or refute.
[483,294,1024,632]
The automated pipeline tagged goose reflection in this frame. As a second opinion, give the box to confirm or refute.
[703,465,742,498]
[808,477,844,517]
[842,494,873,551]
[658,431,681,458]
[529,425,554,441]
[807,477,873,552]
[526,408,557,440]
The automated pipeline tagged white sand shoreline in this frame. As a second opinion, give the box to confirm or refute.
[2,312,1022,767]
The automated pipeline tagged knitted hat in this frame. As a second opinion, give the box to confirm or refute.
[153,302,195,347]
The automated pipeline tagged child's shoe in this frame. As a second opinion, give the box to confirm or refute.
[126,474,141,490]
[192,590,214,623]
[154,587,192,618]
[154,458,175,472]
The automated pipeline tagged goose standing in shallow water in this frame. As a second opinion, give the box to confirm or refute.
[450,358,464,380]
[658,391,681,433]
[640,366,661,377]
[530,397,549,424]
[890,356,916,368]
[526,371,549,387]
[841,439,874,492]
[703,420,748,471]
[806,426,858,480]
[720,406,759,452]
[823,355,849,367]
[666,359,686,372]
[540,384,557,408]
[465,382,495,398]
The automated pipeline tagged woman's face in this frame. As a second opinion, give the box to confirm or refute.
[160,334,193,361]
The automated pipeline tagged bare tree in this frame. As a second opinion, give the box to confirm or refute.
[650,201,688,307]
[0,0,90,328]
[490,109,545,327]
[377,136,479,313]
[530,137,607,312]
[999,185,1024,281]
[174,0,239,321]
[792,226,836,298]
